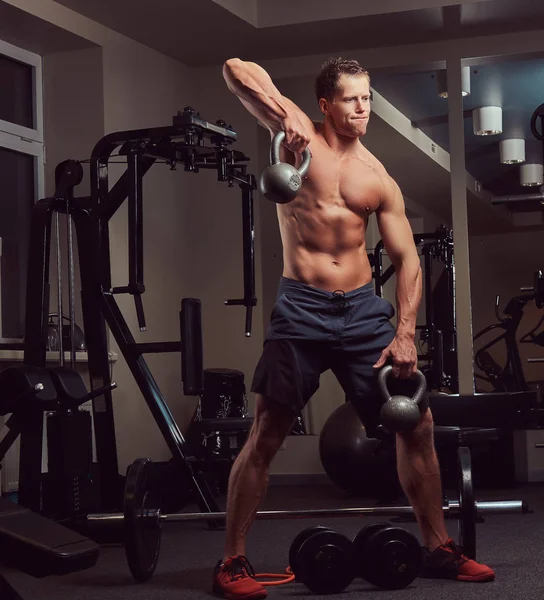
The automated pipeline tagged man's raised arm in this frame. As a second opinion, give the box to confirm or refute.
[222,58,313,153]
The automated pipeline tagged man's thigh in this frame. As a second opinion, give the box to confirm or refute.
[251,339,331,415]
[331,297,396,436]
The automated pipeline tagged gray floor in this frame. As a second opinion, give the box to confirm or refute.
[3,483,544,599]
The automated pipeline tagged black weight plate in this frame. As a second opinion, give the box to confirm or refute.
[124,458,162,582]
[362,527,422,590]
[457,446,477,559]
[289,525,335,575]
[296,530,355,594]
[352,522,391,580]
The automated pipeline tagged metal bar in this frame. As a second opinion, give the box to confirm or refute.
[101,293,220,514]
[127,152,144,292]
[72,209,121,511]
[373,240,384,296]
[66,203,76,370]
[55,212,64,367]
[242,180,255,337]
[102,158,156,221]
[528,358,544,363]
[87,499,527,524]
[492,192,544,204]
[21,198,56,510]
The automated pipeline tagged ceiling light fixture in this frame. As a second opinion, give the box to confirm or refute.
[473,106,503,136]
[520,163,544,187]
[500,139,526,164]
[436,66,471,98]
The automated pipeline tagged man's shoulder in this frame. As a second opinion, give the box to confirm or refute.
[359,146,389,177]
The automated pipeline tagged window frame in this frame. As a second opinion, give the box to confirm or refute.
[0,39,44,341]
[0,38,43,144]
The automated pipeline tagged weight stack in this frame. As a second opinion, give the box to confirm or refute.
[200,368,249,419]
[189,369,252,494]
[42,411,98,518]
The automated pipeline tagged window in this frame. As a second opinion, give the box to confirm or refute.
[0,39,44,341]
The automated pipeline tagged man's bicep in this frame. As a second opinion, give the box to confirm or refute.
[376,181,416,264]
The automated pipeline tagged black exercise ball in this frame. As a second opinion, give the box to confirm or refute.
[319,402,400,500]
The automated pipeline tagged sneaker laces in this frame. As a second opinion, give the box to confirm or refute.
[223,556,256,582]
[442,539,469,566]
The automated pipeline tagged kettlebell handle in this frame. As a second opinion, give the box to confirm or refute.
[271,131,312,178]
[378,365,427,406]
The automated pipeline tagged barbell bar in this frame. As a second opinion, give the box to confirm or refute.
[87,499,528,525]
[85,447,530,584]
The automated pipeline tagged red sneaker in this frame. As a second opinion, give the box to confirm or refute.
[421,538,495,582]
[213,555,268,600]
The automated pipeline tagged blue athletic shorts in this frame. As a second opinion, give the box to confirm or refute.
[251,277,423,436]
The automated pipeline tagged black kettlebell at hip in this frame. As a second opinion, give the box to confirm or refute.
[378,366,427,433]
[258,131,312,204]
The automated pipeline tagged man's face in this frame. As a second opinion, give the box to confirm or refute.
[320,74,371,137]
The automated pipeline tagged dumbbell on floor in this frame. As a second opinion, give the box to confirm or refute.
[289,526,355,594]
[352,522,422,590]
[288,523,421,593]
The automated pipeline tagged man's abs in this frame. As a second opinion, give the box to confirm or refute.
[274,127,388,293]
[278,200,373,293]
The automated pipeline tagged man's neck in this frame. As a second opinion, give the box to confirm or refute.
[320,120,362,155]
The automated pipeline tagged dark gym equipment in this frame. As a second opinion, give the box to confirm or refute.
[458,446,477,558]
[473,269,544,393]
[21,107,257,520]
[371,225,457,392]
[124,455,162,582]
[188,368,252,496]
[530,103,544,142]
[288,522,421,593]
[0,368,100,599]
[259,131,312,203]
[288,526,355,594]
[0,496,99,600]
[46,314,86,352]
[83,451,528,583]
[0,365,117,522]
[288,525,332,578]
[378,366,427,432]
[352,522,421,590]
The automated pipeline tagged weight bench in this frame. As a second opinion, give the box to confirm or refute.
[433,425,502,516]
[433,425,502,485]
[0,496,99,599]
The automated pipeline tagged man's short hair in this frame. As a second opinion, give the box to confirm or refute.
[315,58,370,103]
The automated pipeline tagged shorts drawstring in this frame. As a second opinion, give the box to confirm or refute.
[330,289,352,311]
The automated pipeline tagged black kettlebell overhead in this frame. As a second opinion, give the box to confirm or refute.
[378,366,427,433]
[258,131,311,204]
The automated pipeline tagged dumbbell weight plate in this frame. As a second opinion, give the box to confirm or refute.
[124,458,162,582]
[457,447,477,559]
[358,526,422,590]
[289,525,335,574]
[294,529,355,594]
[352,522,391,579]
